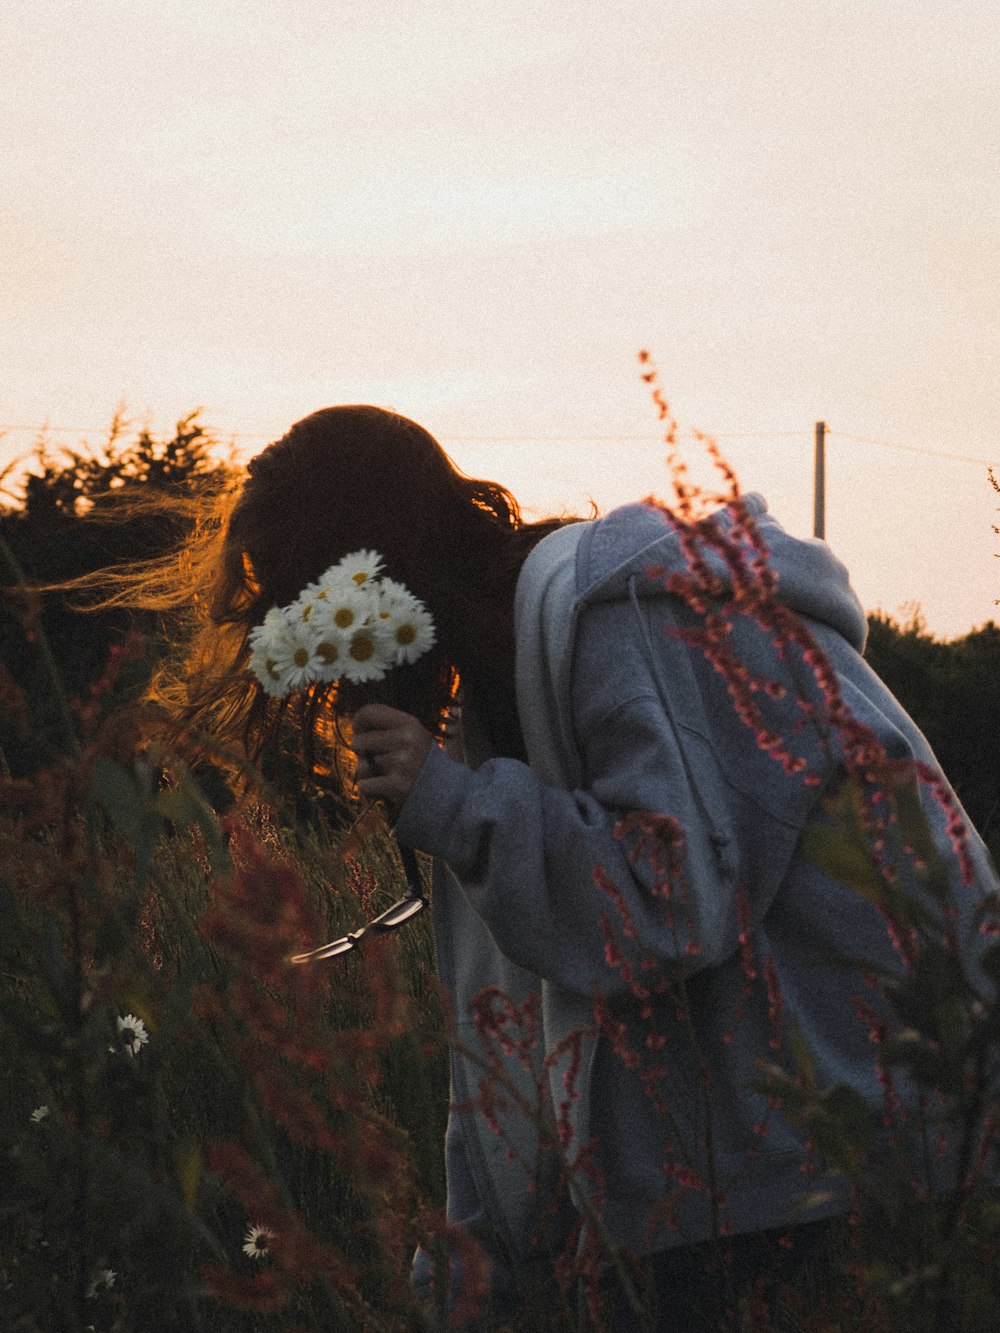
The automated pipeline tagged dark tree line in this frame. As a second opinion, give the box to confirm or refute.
[0,423,996,862]
[864,609,1000,864]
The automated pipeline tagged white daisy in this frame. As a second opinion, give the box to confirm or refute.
[374,576,413,610]
[242,1224,275,1261]
[341,625,392,684]
[249,608,321,695]
[331,548,384,588]
[247,607,298,698]
[86,1268,116,1298]
[374,579,414,626]
[315,583,377,637]
[116,1013,149,1057]
[379,592,436,666]
[289,588,326,626]
[30,1105,50,1124]
[302,621,351,684]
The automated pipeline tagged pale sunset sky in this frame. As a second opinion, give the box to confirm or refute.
[3,1,998,637]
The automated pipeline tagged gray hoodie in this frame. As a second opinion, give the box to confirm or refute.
[396,496,997,1305]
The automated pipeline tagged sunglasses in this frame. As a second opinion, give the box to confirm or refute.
[289,841,428,965]
[289,890,427,963]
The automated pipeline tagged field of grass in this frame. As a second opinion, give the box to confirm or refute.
[1,660,998,1333]
[0,457,998,1331]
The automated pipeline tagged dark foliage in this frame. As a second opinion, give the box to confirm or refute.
[0,415,231,775]
[865,610,1000,863]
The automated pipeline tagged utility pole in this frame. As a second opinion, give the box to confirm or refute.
[813,420,826,539]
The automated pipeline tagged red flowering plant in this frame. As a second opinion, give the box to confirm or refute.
[604,361,998,1328]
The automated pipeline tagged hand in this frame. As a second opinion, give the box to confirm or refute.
[351,703,435,817]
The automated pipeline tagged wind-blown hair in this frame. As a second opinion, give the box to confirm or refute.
[135,405,580,792]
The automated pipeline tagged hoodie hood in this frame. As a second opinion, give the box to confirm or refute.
[575,494,869,653]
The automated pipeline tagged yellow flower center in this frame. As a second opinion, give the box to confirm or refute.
[396,623,417,646]
[334,607,355,629]
[266,659,281,680]
[350,631,375,662]
[316,640,339,664]
[351,570,369,586]
[293,647,310,668]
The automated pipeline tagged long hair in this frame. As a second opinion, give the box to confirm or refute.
[135,406,582,791]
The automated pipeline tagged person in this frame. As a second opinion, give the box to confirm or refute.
[157,404,995,1330]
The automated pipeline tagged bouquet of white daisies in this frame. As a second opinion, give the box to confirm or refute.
[247,549,436,698]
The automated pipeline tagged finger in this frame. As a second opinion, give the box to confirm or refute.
[352,703,412,732]
[351,729,404,758]
[351,718,412,756]
[353,718,430,766]
[357,772,407,814]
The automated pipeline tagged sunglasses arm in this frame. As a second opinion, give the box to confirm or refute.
[289,928,367,965]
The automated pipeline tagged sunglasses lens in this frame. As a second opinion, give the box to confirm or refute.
[371,896,427,929]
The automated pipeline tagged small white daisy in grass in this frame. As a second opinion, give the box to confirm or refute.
[29,1105,49,1123]
[116,1013,149,1057]
[242,1224,275,1261]
[86,1268,116,1298]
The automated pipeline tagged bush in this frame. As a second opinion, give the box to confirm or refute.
[864,611,1000,864]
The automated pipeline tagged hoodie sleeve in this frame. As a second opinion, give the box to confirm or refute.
[392,596,829,998]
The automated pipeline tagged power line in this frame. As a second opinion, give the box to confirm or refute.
[438,431,808,442]
[828,430,995,468]
[0,425,809,442]
[0,420,994,467]
[0,423,119,435]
